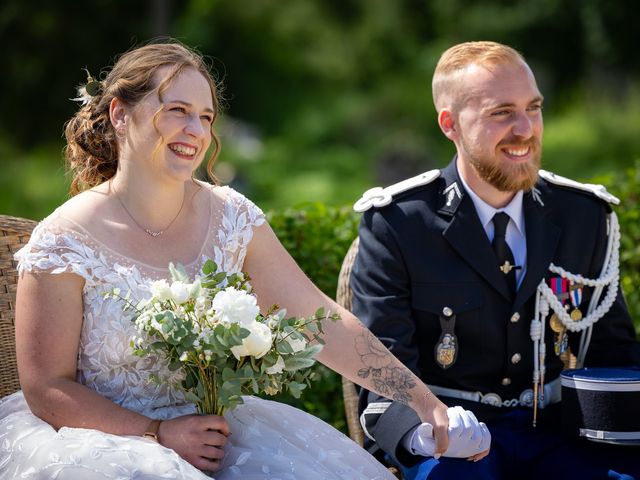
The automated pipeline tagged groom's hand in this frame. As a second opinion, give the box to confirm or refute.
[409,406,491,460]
[444,406,491,459]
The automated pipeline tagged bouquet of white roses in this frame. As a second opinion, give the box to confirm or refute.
[107,260,337,415]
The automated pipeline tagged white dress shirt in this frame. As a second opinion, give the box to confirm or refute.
[458,174,527,288]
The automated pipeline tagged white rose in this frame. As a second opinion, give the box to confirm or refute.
[231,321,273,359]
[211,287,260,326]
[150,279,173,301]
[170,281,191,305]
[265,355,285,374]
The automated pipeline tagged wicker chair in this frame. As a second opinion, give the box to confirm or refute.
[336,237,402,478]
[335,237,365,445]
[0,214,37,399]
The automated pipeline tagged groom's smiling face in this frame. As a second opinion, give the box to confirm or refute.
[451,61,544,193]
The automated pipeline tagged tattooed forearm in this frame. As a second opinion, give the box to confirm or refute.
[354,328,416,405]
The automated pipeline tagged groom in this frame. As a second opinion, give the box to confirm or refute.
[350,41,640,479]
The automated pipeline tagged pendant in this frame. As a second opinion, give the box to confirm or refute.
[435,333,458,369]
[435,308,458,369]
[145,229,164,237]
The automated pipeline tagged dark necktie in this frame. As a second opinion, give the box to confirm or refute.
[492,212,517,297]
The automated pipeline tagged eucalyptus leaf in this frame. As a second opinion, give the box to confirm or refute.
[183,391,201,404]
[202,259,218,275]
[222,367,236,382]
[168,262,189,282]
[300,344,323,358]
[276,341,294,355]
[283,356,316,372]
[287,382,307,398]
[168,360,182,372]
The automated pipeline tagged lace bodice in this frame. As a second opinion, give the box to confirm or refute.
[15,185,265,419]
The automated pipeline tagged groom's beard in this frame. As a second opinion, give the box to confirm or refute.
[464,137,541,192]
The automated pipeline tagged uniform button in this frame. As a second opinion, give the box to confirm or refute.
[501,377,511,386]
[442,307,453,317]
[511,353,522,364]
[510,312,520,323]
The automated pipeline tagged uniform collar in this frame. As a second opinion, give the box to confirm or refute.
[437,158,466,216]
[458,173,525,237]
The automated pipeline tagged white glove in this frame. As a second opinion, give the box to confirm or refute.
[408,406,491,458]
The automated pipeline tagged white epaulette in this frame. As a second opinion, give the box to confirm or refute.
[353,169,441,213]
[539,169,620,205]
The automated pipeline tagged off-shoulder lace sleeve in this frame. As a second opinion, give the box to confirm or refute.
[15,216,105,286]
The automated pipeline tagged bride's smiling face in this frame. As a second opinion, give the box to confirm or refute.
[126,66,215,181]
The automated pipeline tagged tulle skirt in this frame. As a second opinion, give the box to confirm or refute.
[0,392,393,479]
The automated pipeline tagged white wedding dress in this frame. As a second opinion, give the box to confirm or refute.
[0,185,393,480]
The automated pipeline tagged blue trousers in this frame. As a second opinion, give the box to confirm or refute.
[400,409,640,480]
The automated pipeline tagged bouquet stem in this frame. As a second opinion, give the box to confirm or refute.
[197,366,225,416]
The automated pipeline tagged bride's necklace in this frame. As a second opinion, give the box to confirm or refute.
[112,181,186,237]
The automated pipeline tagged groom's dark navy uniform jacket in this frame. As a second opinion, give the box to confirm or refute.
[350,159,640,466]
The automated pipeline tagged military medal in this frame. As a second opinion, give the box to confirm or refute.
[435,307,458,369]
[549,311,568,356]
[549,313,563,333]
[548,278,569,356]
[569,281,584,321]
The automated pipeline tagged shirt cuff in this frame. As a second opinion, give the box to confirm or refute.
[401,423,436,457]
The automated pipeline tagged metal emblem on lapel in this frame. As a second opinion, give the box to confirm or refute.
[435,307,458,369]
[500,260,517,274]
[530,186,545,207]
[443,182,462,207]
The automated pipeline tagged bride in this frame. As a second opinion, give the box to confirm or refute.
[0,41,487,479]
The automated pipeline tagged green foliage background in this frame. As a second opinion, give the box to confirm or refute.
[1,0,639,432]
[3,1,640,219]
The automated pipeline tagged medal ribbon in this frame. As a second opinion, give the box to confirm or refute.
[549,277,569,304]
[569,281,583,308]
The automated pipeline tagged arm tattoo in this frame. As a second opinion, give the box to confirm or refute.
[354,329,416,405]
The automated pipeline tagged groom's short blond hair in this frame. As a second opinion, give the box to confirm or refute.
[432,41,526,111]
